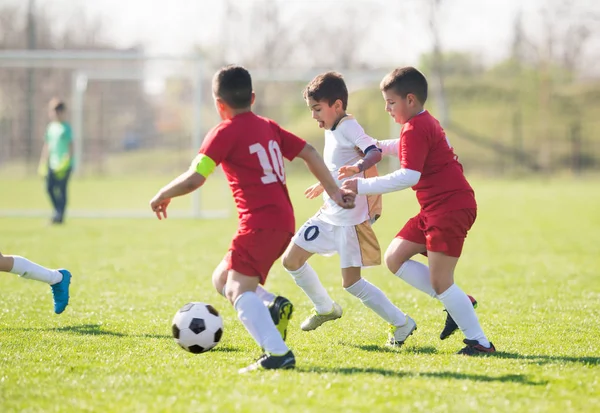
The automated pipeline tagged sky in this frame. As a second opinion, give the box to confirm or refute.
[11,0,549,66]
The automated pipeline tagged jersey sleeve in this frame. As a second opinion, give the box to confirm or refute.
[276,124,306,161]
[400,124,428,172]
[341,119,377,152]
[198,124,232,166]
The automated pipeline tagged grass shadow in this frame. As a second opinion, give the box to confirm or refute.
[343,342,439,355]
[298,366,547,386]
[6,324,171,339]
[492,351,600,366]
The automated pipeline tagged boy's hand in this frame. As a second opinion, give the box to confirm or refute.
[304,182,324,199]
[338,165,360,179]
[330,189,356,209]
[150,193,171,220]
[341,178,358,194]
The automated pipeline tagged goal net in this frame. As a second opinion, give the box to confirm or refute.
[0,50,397,219]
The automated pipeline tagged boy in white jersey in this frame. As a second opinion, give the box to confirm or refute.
[281,72,416,346]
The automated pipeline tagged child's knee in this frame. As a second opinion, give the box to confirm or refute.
[384,249,404,274]
[281,248,305,272]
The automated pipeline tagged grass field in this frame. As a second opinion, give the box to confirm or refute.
[1,175,599,412]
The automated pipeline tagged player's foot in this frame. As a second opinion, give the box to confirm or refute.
[238,350,296,373]
[268,296,294,341]
[51,269,71,314]
[387,315,417,347]
[457,339,496,355]
[440,295,478,340]
[300,302,343,331]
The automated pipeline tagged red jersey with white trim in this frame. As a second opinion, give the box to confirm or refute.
[399,111,476,213]
[199,112,306,232]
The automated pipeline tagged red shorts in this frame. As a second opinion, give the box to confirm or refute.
[226,228,293,284]
[397,208,477,257]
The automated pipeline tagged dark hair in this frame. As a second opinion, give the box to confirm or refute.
[49,98,66,113]
[212,65,253,109]
[303,71,348,110]
[380,67,428,104]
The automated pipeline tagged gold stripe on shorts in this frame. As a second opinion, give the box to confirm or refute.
[355,220,381,267]
[364,165,382,221]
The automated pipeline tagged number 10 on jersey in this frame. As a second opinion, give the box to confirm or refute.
[249,141,286,184]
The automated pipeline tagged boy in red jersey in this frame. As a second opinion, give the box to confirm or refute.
[150,65,355,372]
[342,67,495,355]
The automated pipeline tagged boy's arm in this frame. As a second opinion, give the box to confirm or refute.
[378,139,400,156]
[296,143,355,209]
[342,127,425,195]
[350,168,421,195]
[150,154,213,219]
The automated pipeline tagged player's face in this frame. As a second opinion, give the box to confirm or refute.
[382,90,413,124]
[306,97,341,130]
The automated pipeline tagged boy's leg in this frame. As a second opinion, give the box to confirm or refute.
[46,170,60,221]
[386,224,478,340]
[282,218,337,317]
[212,256,292,341]
[55,170,71,223]
[226,271,295,373]
[428,251,493,354]
[1,252,71,314]
[343,267,416,347]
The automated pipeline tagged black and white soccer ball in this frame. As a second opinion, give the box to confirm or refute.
[172,302,223,354]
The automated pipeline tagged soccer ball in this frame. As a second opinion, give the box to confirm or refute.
[172,302,223,354]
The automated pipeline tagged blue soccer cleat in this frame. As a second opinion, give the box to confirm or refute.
[51,269,72,314]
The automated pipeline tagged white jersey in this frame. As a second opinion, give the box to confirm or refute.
[318,116,379,226]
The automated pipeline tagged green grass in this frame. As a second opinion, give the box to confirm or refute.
[1,175,599,412]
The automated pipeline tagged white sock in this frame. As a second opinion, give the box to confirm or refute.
[395,260,436,298]
[345,278,407,326]
[255,285,276,307]
[437,284,490,347]
[234,292,289,355]
[286,262,334,314]
[10,256,62,285]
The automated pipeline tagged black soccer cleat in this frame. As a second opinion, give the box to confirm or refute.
[440,295,477,340]
[238,350,296,373]
[268,296,294,341]
[457,339,496,356]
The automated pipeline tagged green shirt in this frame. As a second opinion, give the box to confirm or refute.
[45,121,72,170]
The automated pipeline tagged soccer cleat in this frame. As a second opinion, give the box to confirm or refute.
[51,269,72,314]
[440,295,478,340]
[238,350,296,373]
[457,339,496,355]
[387,315,417,347]
[300,302,343,331]
[268,296,294,341]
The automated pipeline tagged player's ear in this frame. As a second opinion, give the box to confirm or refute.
[334,99,343,111]
[407,93,416,106]
[250,92,256,106]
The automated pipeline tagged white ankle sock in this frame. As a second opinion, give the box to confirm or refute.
[286,262,334,314]
[345,278,407,326]
[234,292,289,355]
[255,285,276,307]
[11,256,62,285]
[395,260,436,298]
[437,284,490,347]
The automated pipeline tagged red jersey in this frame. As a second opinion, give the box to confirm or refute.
[400,111,476,213]
[199,112,306,232]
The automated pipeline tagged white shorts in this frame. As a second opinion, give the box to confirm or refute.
[292,215,381,268]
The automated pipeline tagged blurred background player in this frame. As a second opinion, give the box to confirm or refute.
[0,251,72,314]
[38,98,74,225]
[343,67,494,355]
[281,72,417,347]
[149,65,355,372]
